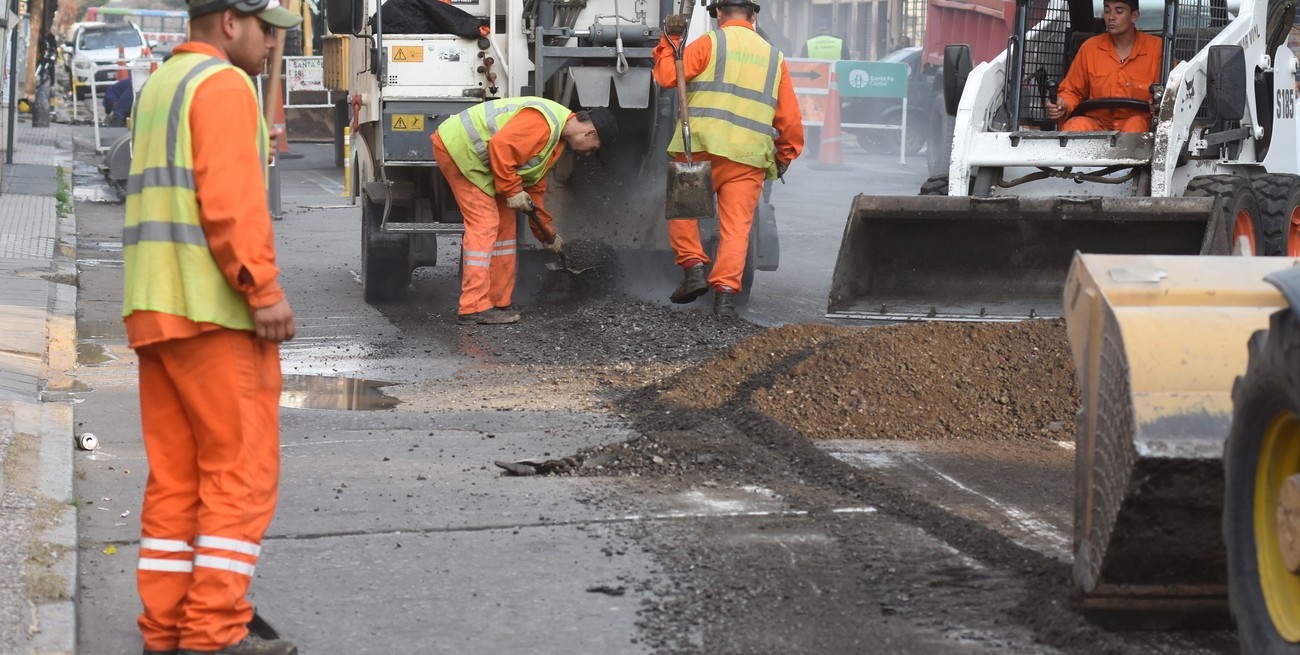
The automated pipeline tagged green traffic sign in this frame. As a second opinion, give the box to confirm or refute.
[835,61,909,98]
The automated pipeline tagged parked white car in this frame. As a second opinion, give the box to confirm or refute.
[66,23,151,99]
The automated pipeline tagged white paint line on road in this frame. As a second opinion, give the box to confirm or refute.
[910,459,1071,561]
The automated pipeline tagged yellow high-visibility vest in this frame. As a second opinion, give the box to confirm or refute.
[669,25,782,178]
[122,52,268,330]
[806,35,843,59]
[436,97,571,195]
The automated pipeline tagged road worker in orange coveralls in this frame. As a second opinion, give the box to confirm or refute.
[654,0,803,317]
[122,0,300,652]
[432,99,618,325]
[1046,0,1162,132]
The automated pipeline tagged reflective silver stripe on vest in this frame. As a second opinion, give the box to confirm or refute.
[126,167,196,195]
[123,221,209,247]
[128,56,224,195]
[462,100,563,170]
[686,29,780,109]
[691,108,779,137]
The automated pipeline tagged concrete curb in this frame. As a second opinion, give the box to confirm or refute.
[16,164,79,655]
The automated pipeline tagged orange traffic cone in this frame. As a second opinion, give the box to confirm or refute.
[810,70,850,170]
[115,46,128,81]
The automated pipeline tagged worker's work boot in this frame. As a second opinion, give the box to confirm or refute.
[457,306,520,325]
[670,264,708,304]
[178,634,297,655]
[713,287,738,318]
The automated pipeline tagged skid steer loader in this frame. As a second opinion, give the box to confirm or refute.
[826,0,1300,322]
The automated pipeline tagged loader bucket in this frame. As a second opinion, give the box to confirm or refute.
[827,195,1222,321]
[1064,254,1294,623]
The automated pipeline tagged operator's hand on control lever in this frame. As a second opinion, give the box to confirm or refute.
[664,14,688,37]
[1045,96,1066,121]
[543,233,565,254]
[506,190,534,212]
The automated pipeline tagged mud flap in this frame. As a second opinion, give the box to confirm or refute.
[827,194,1220,321]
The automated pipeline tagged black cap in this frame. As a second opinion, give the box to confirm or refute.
[706,0,761,17]
[588,107,618,148]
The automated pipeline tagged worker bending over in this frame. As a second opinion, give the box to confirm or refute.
[432,98,618,325]
[123,0,300,653]
[654,0,803,317]
[1046,0,1161,132]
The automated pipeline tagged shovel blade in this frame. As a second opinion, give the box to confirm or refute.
[665,161,716,220]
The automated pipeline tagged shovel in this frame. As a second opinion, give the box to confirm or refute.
[524,207,597,275]
[664,28,716,220]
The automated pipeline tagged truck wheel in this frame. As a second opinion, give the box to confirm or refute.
[1253,174,1300,256]
[1184,175,1264,255]
[919,174,948,196]
[1225,311,1300,655]
[361,197,412,303]
[926,109,954,177]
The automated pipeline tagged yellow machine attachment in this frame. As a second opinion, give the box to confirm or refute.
[1064,253,1297,622]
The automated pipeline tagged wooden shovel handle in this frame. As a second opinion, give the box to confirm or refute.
[672,40,694,165]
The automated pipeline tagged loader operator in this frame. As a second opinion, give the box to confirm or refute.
[122,0,301,653]
[1045,0,1161,132]
[655,0,804,317]
[432,99,618,325]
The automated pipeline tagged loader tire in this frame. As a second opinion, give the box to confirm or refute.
[1253,174,1300,257]
[919,174,948,196]
[1226,310,1300,655]
[1184,175,1264,255]
[361,196,412,303]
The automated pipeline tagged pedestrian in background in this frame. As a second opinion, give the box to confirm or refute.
[655,0,804,317]
[121,0,300,652]
[432,98,618,325]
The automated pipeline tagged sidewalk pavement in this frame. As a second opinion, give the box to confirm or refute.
[0,117,81,655]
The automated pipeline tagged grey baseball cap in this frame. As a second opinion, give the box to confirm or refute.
[189,0,302,28]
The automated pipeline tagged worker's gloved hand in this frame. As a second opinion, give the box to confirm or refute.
[664,14,689,37]
[776,160,789,179]
[506,191,534,212]
[543,234,565,254]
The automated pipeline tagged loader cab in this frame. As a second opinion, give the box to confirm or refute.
[1010,0,1233,132]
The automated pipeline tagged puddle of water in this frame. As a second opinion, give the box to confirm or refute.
[279,374,400,411]
[77,342,113,365]
[78,318,127,341]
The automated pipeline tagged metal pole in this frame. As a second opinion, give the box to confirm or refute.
[6,20,17,164]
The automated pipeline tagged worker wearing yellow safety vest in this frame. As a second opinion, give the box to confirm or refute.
[803,23,843,59]
[432,98,618,324]
[121,0,300,652]
[655,0,804,317]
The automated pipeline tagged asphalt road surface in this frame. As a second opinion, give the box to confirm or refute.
[69,132,1237,655]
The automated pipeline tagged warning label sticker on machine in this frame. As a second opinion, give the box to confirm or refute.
[390,114,425,131]
[390,46,424,63]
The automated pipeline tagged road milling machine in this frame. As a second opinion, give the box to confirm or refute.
[827,0,1300,322]
[322,0,780,302]
[1065,253,1300,650]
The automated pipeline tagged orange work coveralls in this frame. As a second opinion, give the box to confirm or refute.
[127,42,288,653]
[653,20,804,293]
[431,110,563,315]
[1057,30,1163,132]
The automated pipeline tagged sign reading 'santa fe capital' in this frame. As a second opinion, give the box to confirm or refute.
[835,61,909,99]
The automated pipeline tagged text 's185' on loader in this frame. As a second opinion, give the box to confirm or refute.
[826,0,1300,322]
[1065,252,1300,651]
